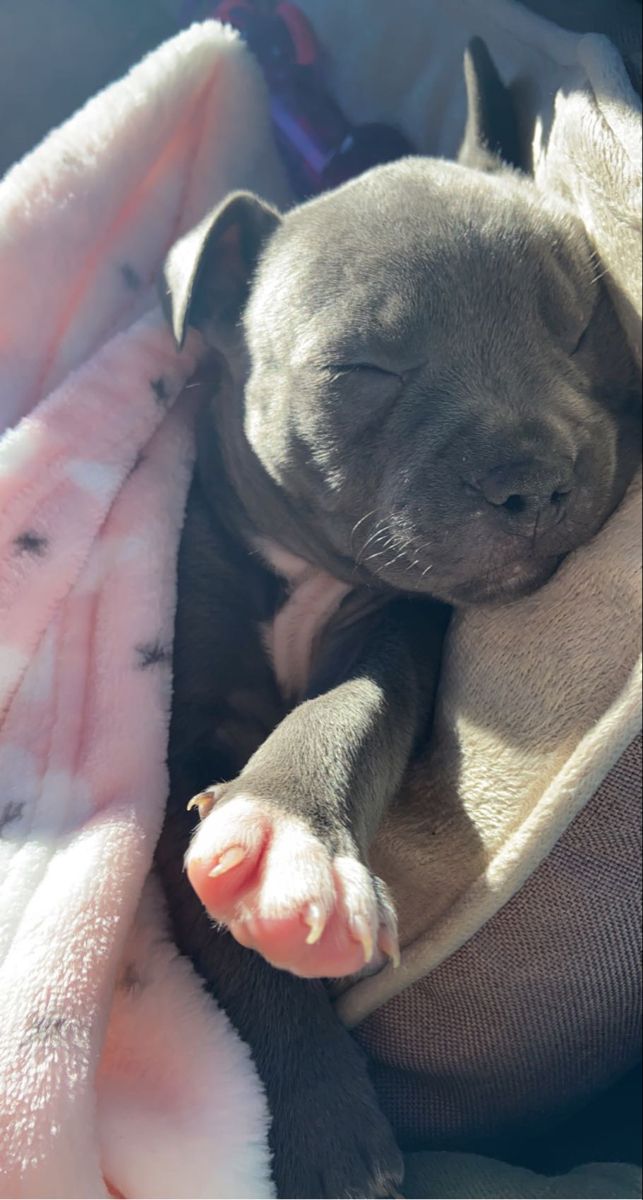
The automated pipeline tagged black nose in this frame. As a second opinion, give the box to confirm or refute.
[473,458,575,532]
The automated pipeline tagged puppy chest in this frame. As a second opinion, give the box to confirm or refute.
[256,539,352,700]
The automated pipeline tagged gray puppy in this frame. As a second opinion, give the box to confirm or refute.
[155,41,640,1199]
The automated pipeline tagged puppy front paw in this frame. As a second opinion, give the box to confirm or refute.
[185,788,399,979]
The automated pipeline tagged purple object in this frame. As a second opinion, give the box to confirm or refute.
[204,0,415,198]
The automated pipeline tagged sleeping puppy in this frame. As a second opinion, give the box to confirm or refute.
[155,39,641,1199]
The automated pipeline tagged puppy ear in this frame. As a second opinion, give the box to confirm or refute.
[458,37,522,173]
[160,191,281,348]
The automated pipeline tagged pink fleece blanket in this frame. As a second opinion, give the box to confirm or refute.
[0,21,288,1198]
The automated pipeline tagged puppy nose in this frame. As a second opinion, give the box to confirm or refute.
[474,458,575,531]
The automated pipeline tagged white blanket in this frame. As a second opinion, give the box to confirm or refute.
[0,22,288,1199]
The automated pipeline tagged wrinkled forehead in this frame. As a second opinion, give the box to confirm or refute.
[263,268,425,366]
[247,163,593,364]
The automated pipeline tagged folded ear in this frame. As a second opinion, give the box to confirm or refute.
[160,191,281,348]
[458,37,522,173]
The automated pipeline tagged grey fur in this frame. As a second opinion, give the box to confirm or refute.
[157,39,640,1199]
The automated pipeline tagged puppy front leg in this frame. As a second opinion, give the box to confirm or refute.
[186,598,446,979]
[157,787,404,1200]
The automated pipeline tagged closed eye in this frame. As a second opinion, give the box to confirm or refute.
[326,363,401,382]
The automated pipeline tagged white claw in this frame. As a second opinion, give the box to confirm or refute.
[187,790,216,820]
[208,845,246,877]
[351,915,375,964]
[378,926,401,969]
[304,904,326,945]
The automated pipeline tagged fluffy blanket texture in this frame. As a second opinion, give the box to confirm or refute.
[0,23,288,1199]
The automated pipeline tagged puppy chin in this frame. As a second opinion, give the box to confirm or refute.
[441,556,562,607]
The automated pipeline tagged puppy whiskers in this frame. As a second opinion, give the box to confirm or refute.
[383,541,414,570]
[356,521,391,564]
[350,509,378,554]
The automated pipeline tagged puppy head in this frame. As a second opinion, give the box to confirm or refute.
[163,46,640,606]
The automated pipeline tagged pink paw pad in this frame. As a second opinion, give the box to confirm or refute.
[185,792,399,979]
